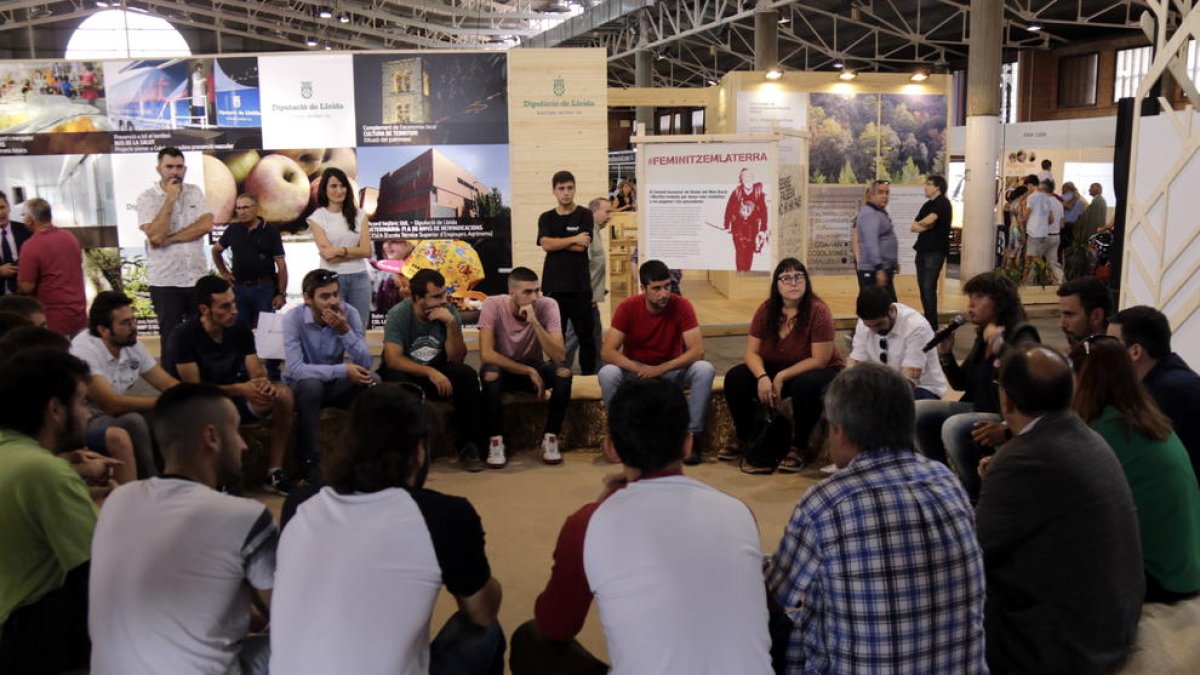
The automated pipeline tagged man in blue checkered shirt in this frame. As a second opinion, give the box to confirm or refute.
[766,363,987,674]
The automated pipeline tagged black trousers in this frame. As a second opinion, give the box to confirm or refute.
[481,362,572,437]
[509,620,608,675]
[383,361,484,449]
[549,291,596,375]
[724,363,841,451]
[0,563,90,674]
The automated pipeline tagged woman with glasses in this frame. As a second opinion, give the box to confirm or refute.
[307,167,373,325]
[1068,335,1200,603]
[719,258,844,472]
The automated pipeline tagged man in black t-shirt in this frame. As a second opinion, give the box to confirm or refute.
[210,194,288,329]
[166,275,295,494]
[538,170,597,375]
[911,175,953,328]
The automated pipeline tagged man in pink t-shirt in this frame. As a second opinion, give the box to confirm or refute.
[598,260,714,463]
[16,198,86,336]
[478,267,572,468]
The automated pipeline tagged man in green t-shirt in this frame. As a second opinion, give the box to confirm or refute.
[0,348,98,672]
[381,268,485,471]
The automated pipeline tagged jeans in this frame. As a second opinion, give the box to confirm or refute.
[1027,235,1063,281]
[856,268,897,303]
[564,304,603,373]
[598,360,715,434]
[914,399,1000,501]
[549,291,596,375]
[382,362,485,449]
[481,363,572,438]
[149,285,195,354]
[88,412,156,478]
[234,279,276,329]
[723,363,840,451]
[291,377,372,467]
[337,271,372,330]
[239,634,271,675]
[430,612,507,675]
[914,251,946,327]
[0,564,90,673]
[509,620,608,675]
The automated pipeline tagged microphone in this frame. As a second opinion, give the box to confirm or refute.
[923,314,967,352]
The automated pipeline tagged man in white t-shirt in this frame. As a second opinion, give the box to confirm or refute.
[90,383,277,675]
[1024,179,1064,281]
[479,266,571,467]
[70,291,179,478]
[848,286,948,400]
[136,147,213,349]
[511,378,773,675]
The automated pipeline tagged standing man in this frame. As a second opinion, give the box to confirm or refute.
[848,286,948,400]
[1060,181,1086,269]
[564,197,609,373]
[538,170,597,375]
[284,270,375,485]
[1024,179,1062,280]
[855,180,898,301]
[479,267,571,468]
[599,260,715,464]
[16,198,86,336]
[911,175,952,327]
[382,268,484,472]
[1078,182,1109,245]
[0,190,32,297]
[723,167,769,272]
[167,276,295,495]
[190,64,208,125]
[0,349,96,673]
[72,291,180,479]
[137,147,214,349]
[211,193,287,329]
[89,384,277,675]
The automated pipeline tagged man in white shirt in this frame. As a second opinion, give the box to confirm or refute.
[71,291,179,478]
[136,147,213,349]
[1024,179,1063,281]
[90,383,277,675]
[848,286,948,400]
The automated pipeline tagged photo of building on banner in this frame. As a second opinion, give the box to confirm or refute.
[642,141,777,272]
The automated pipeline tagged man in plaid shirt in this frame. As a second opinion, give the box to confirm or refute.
[767,363,987,674]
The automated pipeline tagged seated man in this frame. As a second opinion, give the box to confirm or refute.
[478,266,572,468]
[382,268,485,472]
[283,269,375,485]
[0,349,97,673]
[1108,305,1200,480]
[978,346,1143,673]
[89,384,277,675]
[0,294,48,328]
[598,260,715,464]
[1057,275,1112,346]
[166,276,295,494]
[847,286,948,400]
[511,378,772,675]
[768,363,986,672]
[270,384,504,674]
[71,291,180,478]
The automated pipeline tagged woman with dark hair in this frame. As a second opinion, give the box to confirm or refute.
[719,258,844,472]
[914,271,1039,501]
[612,180,635,212]
[307,167,373,324]
[1070,335,1200,603]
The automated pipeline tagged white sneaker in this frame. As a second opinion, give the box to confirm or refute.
[820,463,838,475]
[486,437,507,468]
[542,434,562,465]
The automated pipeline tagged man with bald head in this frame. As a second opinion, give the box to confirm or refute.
[977,346,1143,674]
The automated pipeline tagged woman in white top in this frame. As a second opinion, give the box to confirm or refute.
[307,168,373,325]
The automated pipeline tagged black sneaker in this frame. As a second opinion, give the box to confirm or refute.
[265,469,295,496]
[460,443,485,473]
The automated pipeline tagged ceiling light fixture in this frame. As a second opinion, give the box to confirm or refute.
[707,79,719,86]
[778,16,790,25]
[910,70,929,82]
[324,42,333,50]
[832,59,844,69]
[765,67,783,80]
[318,8,333,19]
[95,1,110,7]
[306,36,318,46]
[1028,22,1043,32]
[838,68,857,81]
[338,13,350,23]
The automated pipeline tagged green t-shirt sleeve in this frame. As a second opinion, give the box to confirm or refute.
[23,459,97,574]
[383,303,409,348]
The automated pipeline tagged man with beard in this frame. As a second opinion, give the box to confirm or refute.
[1056,276,1112,346]
[89,384,278,675]
[71,291,181,479]
[724,167,769,271]
[0,348,97,672]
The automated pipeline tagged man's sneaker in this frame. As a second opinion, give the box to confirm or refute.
[542,434,563,465]
[265,468,294,496]
[486,437,507,469]
[819,463,839,475]
[460,443,485,473]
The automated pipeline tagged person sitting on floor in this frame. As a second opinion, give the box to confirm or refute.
[165,275,295,494]
[719,258,844,472]
[767,363,986,673]
[1057,275,1112,346]
[0,293,47,328]
[847,285,947,400]
[1069,335,1200,603]
[511,378,772,675]
[977,346,1143,674]
[599,259,715,465]
[270,384,505,675]
[382,268,485,472]
[89,383,277,675]
[478,266,572,468]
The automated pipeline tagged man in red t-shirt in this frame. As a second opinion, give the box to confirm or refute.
[598,260,715,464]
[16,198,86,336]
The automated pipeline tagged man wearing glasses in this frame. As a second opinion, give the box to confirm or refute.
[855,180,899,302]
[847,286,947,401]
[211,194,288,330]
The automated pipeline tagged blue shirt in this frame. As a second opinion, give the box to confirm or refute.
[856,204,898,271]
[282,303,372,384]
[767,448,987,674]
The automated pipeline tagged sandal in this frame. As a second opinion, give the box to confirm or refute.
[739,457,774,475]
[777,449,807,474]
[717,443,743,462]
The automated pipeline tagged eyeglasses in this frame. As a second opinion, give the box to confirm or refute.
[879,337,889,364]
[313,271,339,284]
[873,180,891,185]
[1082,333,1119,355]
[777,273,807,284]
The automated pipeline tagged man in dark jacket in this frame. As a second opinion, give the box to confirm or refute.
[0,191,32,297]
